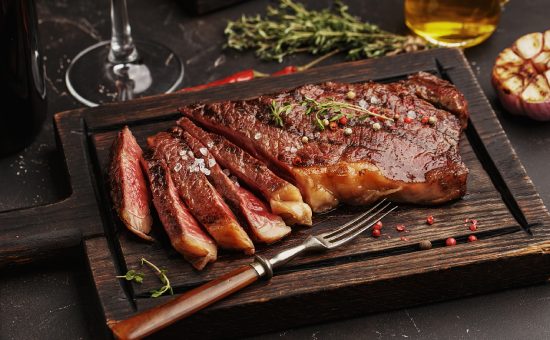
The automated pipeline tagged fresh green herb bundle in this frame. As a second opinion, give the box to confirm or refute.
[225,0,429,62]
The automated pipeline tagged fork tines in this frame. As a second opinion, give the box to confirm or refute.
[320,199,397,248]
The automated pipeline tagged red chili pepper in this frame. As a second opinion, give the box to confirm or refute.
[180,69,268,92]
[271,65,299,76]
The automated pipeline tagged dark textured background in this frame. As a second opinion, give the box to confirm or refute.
[1,0,550,339]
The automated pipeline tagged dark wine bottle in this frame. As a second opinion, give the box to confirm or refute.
[0,0,46,156]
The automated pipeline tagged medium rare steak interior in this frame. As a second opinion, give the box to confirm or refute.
[108,72,469,269]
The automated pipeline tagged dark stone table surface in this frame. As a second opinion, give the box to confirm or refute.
[1,0,549,339]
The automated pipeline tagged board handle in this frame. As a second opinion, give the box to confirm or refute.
[0,202,83,267]
[110,264,260,340]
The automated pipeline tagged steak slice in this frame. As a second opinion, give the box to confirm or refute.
[109,126,153,241]
[141,154,217,270]
[179,74,469,212]
[178,118,312,226]
[148,132,254,254]
[172,127,291,244]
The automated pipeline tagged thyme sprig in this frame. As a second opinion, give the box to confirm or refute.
[225,0,429,62]
[141,258,174,298]
[116,258,174,298]
[270,100,295,127]
[301,97,392,130]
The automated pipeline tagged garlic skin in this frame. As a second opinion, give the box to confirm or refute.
[492,30,550,121]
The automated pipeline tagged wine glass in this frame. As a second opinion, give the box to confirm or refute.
[65,0,184,107]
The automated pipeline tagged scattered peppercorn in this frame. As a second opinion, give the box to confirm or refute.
[346,90,356,99]
[428,116,437,125]
[468,235,478,242]
[329,121,338,131]
[343,127,353,136]
[421,116,429,124]
[419,240,432,250]
[373,221,383,230]
[426,215,434,225]
[396,224,406,232]
[292,156,302,166]
[445,237,457,246]
[301,136,309,143]
[339,116,348,125]
[394,113,400,119]
[323,119,330,126]
[372,229,381,238]
[404,117,413,124]
[469,224,477,231]
[372,122,382,131]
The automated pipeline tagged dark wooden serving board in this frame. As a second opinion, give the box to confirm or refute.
[2,48,550,339]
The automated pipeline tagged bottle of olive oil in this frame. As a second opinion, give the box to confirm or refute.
[404,0,503,48]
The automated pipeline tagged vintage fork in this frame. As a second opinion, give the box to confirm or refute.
[111,199,397,339]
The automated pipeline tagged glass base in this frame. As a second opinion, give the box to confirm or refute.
[66,40,183,107]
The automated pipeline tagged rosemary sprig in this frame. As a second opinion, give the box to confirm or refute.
[270,100,295,127]
[141,258,174,298]
[301,96,392,130]
[225,0,429,62]
[116,269,144,284]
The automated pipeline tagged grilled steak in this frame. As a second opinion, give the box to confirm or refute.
[109,126,153,241]
[173,127,291,244]
[148,132,255,254]
[141,154,217,270]
[179,73,469,212]
[178,118,312,226]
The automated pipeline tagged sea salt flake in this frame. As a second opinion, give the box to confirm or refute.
[207,141,214,148]
[173,163,182,172]
[222,169,231,176]
[181,155,188,161]
[199,147,208,156]
[358,99,368,109]
[254,132,262,140]
[208,158,216,167]
[290,146,297,153]
[200,168,211,176]
[179,150,186,156]
[407,110,417,119]
[370,96,380,105]
[187,151,194,158]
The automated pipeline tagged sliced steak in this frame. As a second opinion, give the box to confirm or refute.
[109,126,153,241]
[179,74,469,212]
[401,72,469,128]
[178,118,312,226]
[141,154,217,270]
[172,127,291,244]
[148,132,254,254]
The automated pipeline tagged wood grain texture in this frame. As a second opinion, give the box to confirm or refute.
[48,48,550,338]
[0,112,104,267]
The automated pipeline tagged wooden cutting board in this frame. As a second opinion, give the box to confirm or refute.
[3,48,550,338]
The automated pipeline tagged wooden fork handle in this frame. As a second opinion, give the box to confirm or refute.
[110,265,260,340]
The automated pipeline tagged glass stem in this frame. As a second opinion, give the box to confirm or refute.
[108,0,139,64]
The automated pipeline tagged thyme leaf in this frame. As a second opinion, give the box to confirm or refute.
[116,269,144,284]
[269,100,295,127]
[225,0,430,62]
